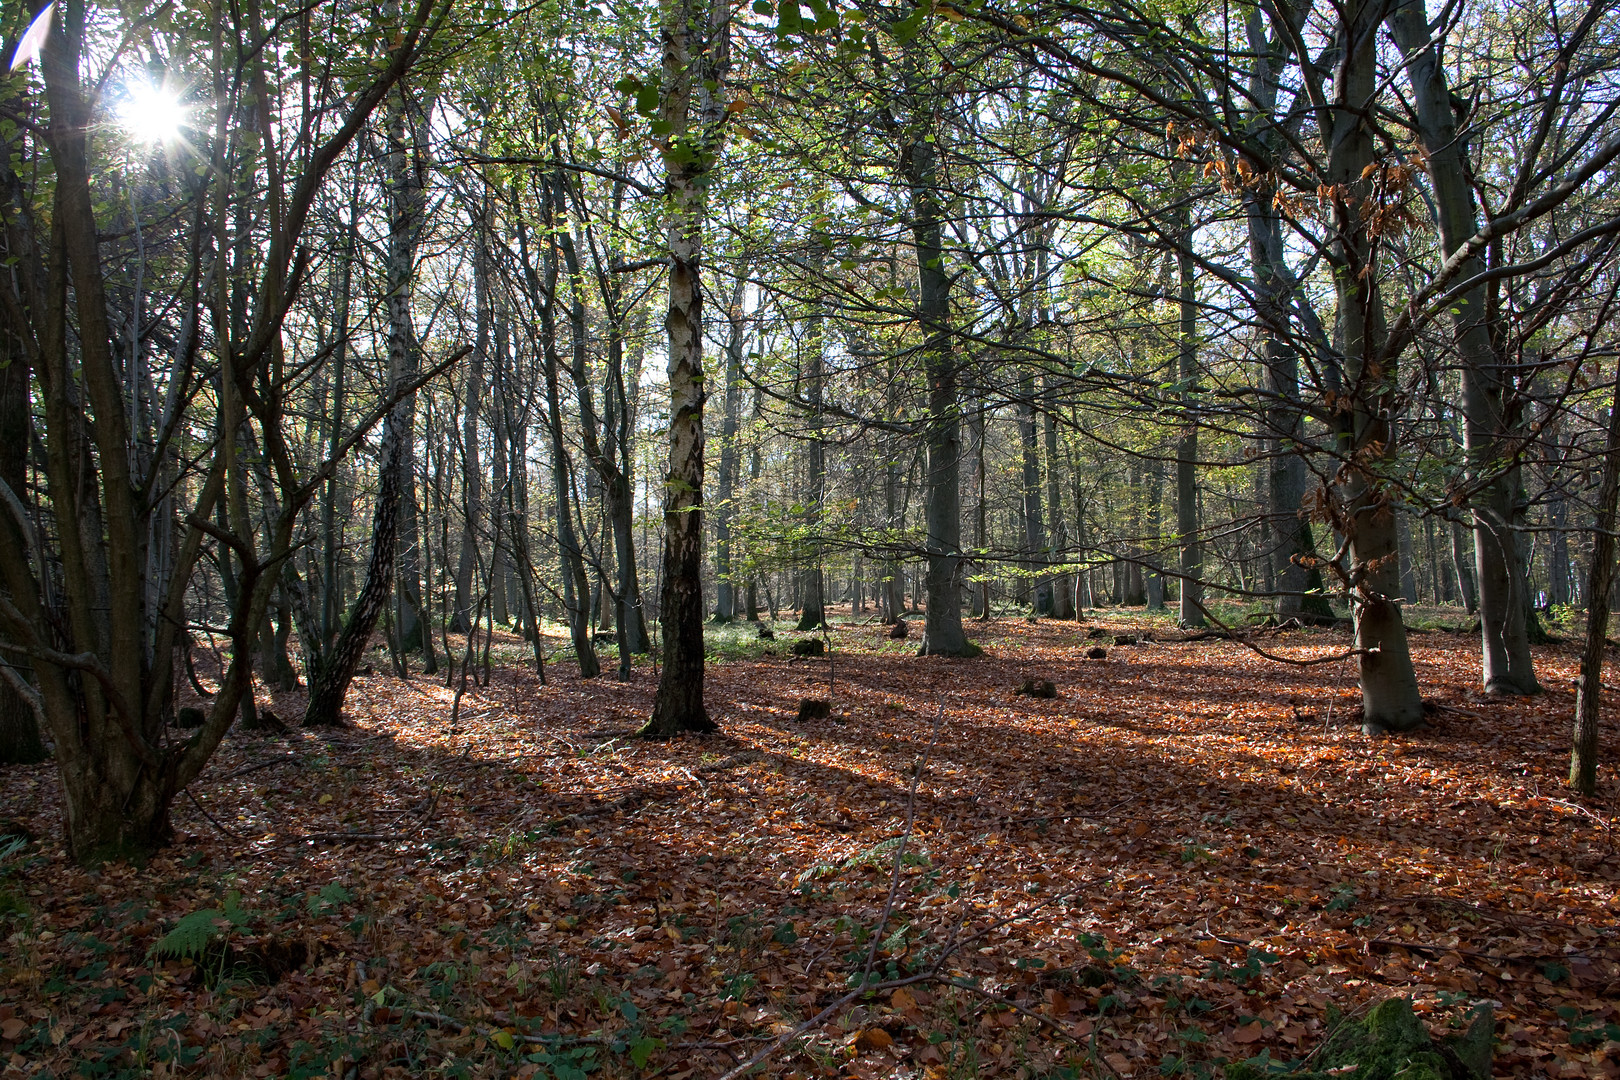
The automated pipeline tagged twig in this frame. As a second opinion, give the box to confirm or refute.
[184,787,248,840]
[935,977,1121,1078]
[1189,597,1367,667]
[216,757,299,781]
[712,972,937,1080]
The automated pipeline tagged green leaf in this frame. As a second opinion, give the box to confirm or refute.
[752,0,772,11]
[629,1036,663,1068]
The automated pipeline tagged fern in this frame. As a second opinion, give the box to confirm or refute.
[151,891,253,961]
[306,881,353,915]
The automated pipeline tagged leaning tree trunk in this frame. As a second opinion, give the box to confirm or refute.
[643,0,728,736]
[304,84,424,725]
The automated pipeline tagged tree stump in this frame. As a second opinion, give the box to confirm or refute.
[795,698,832,721]
[1014,678,1057,698]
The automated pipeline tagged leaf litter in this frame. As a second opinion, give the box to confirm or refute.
[0,615,1617,1079]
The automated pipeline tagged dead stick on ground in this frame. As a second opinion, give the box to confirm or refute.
[712,972,937,1080]
[184,787,248,839]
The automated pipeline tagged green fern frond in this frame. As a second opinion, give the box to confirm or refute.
[152,908,227,961]
[151,892,253,961]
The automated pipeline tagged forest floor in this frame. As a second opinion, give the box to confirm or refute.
[1,610,1618,1080]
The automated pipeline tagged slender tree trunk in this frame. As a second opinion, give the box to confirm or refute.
[712,274,746,622]
[1451,520,1478,613]
[0,340,45,764]
[796,304,826,631]
[530,206,599,679]
[1018,373,1050,615]
[1043,395,1074,619]
[643,0,728,735]
[1570,370,1620,794]
[453,202,489,634]
[304,85,425,724]
[1175,215,1204,627]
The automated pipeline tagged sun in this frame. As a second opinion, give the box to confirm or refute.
[117,80,188,145]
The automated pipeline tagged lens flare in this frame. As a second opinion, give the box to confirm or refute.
[118,80,187,144]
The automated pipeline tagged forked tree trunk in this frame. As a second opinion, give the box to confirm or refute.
[1328,0,1425,732]
[305,84,424,725]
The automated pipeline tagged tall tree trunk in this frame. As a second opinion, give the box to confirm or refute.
[1570,368,1620,795]
[904,103,975,657]
[1018,373,1051,615]
[453,200,489,634]
[643,0,728,735]
[390,101,431,667]
[1329,0,1424,732]
[1387,0,1538,695]
[304,85,425,724]
[0,339,45,764]
[1175,212,1204,628]
[796,303,826,631]
[528,200,600,679]
[1043,393,1075,619]
[712,273,746,622]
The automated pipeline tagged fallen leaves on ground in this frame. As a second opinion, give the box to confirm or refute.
[1,612,1618,1079]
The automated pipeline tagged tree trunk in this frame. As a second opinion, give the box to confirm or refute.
[304,84,425,724]
[1018,373,1051,615]
[1387,0,1538,695]
[1043,394,1075,619]
[712,274,746,623]
[529,202,599,679]
[453,201,489,634]
[1329,0,1425,732]
[904,111,975,657]
[796,304,827,631]
[1570,371,1620,794]
[1175,208,1205,628]
[643,0,728,736]
[0,327,46,764]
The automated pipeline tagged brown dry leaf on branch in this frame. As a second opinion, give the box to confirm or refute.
[0,615,1617,1079]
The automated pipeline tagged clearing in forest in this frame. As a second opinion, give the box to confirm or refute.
[0,615,1616,1079]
